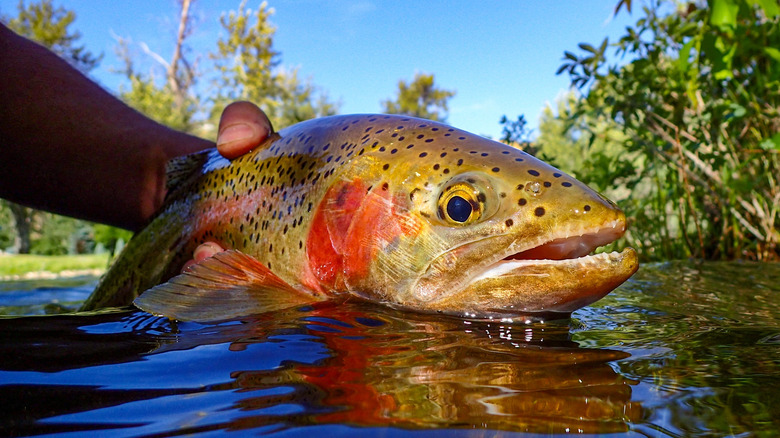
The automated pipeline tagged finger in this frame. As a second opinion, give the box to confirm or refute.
[193,241,225,262]
[181,241,226,273]
[216,101,273,160]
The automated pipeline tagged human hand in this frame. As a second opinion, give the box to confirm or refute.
[182,102,273,271]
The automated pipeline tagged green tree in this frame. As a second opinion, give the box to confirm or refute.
[114,0,199,133]
[3,0,101,73]
[497,114,538,155]
[557,0,779,261]
[382,72,455,121]
[209,0,338,130]
[1,0,102,254]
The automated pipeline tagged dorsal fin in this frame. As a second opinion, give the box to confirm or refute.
[134,250,319,322]
[165,150,213,199]
[165,133,283,199]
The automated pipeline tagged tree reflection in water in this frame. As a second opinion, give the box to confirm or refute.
[0,301,640,435]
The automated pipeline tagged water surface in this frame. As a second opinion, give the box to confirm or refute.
[1,261,779,437]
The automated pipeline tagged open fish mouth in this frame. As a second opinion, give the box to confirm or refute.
[421,219,639,320]
[472,221,628,282]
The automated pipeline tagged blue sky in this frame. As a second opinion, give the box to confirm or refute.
[1,1,635,138]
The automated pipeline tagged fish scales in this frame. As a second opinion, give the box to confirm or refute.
[82,114,637,321]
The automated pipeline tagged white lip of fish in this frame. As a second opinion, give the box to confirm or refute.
[468,218,627,284]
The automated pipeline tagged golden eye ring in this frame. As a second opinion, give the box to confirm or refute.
[438,184,483,225]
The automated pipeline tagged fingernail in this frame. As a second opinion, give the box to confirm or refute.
[217,123,255,146]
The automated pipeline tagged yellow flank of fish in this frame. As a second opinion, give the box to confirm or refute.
[82,114,638,321]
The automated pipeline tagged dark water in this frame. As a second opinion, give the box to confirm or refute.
[1,261,779,437]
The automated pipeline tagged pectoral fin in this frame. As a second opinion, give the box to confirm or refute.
[134,250,318,322]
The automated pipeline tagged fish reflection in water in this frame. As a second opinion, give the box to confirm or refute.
[0,303,640,436]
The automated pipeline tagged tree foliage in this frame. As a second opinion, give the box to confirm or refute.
[498,114,537,154]
[1,0,102,254]
[3,0,101,73]
[382,72,455,121]
[0,0,340,255]
[555,0,779,261]
[209,0,338,130]
[114,0,199,134]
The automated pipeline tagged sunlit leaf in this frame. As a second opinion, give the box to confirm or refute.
[710,0,739,31]
[764,47,780,62]
[754,0,780,17]
[678,38,696,73]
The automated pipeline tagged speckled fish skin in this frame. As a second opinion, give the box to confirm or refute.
[82,114,638,320]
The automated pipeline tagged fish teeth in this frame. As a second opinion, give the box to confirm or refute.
[470,251,625,283]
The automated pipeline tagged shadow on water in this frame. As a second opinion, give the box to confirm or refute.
[1,260,779,437]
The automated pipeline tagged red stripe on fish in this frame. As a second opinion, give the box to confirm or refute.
[305,178,423,293]
[305,179,369,291]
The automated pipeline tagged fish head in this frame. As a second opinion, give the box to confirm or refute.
[331,116,638,321]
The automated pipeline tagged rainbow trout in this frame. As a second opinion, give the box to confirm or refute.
[82,114,638,321]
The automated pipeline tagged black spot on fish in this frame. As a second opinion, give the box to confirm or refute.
[543,181,552,187]
[505,219,514,228]
[584,205,591,211]
[419,152,428,158]
[562,182,572,187]
[492,167,500,173]
[518,198,527,206]
[528,169,540,176]
[383,163,390,171]
[534,207,545,217]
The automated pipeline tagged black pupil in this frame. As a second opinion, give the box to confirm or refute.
[446,196,473,223]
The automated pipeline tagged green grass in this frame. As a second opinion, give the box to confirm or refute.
[0,254,109,276]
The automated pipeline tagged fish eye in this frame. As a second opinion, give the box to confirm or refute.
[438,183,483,225]
[446,196,473,223]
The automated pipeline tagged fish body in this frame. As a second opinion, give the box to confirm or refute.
[82,114,637,321]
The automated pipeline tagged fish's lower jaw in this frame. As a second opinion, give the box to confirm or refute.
[417,247,638,319]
